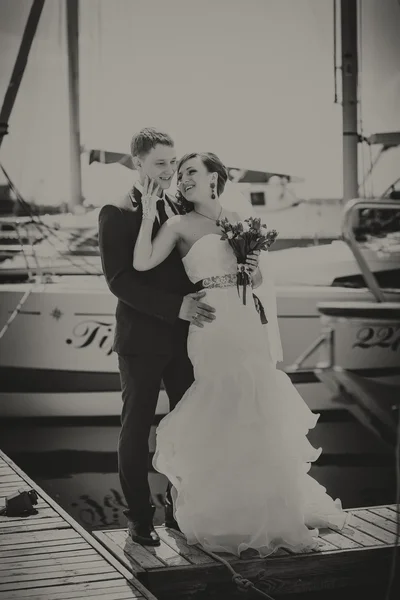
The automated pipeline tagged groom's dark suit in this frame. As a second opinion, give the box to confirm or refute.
[98,186,195,524]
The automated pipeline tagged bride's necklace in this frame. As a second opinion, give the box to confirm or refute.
[194,207,223,222]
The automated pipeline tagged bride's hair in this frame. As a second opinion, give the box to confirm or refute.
[176,152,228,213]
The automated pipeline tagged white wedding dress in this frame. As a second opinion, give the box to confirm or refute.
[153,232,348,557]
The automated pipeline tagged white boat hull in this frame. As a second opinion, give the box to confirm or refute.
[1,275,398,417]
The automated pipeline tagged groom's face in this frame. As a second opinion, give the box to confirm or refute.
[138,144,177,191]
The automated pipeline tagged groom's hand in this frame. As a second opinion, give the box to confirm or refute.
[179,291,216,328]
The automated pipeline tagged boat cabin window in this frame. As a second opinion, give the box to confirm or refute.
[250,192,266,206]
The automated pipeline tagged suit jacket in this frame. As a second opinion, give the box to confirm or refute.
[98,186,195,355]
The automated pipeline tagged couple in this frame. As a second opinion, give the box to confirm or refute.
[99,127,347,557]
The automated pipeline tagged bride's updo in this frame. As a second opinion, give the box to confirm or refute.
[176,152,228,213]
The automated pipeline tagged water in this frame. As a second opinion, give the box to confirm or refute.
[0,412,397,599]
[0,410,396,531]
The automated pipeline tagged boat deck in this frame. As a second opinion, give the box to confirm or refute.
[94,504,400,599]
[0,450,157,600]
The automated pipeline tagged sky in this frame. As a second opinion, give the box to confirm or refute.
[0,0,399,205]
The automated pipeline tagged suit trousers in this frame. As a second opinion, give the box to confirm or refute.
[118,346,194,523]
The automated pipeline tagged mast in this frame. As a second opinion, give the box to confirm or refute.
[66,0,83,211]
[340,0,359,203]
[0,0,45,151]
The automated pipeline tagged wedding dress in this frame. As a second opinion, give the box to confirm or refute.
[153,228,348,557]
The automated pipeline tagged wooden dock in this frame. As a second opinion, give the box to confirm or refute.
[0,450,157,600]
[94,505,400,599]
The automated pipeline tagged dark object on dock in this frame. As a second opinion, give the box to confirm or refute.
[0,487,38,517]
[94,504,400,599]
[0,450,157,600]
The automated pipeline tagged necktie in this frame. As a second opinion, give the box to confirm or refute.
[157,199,169,226]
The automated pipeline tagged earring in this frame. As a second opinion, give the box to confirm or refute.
[210,182,216,200]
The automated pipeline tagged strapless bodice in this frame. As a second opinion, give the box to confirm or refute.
[182,234,237,283]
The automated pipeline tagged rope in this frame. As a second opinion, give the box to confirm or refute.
[0,282,39,341]
[203,548,277,599]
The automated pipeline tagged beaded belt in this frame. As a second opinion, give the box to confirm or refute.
[193,274,237,290]
[193,274,268,324]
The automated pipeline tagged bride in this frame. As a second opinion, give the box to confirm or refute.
[133,151,348,556]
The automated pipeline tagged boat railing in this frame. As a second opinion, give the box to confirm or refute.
[286,198,400,374]
[341,198,400,302]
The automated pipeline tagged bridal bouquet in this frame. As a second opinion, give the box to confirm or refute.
[217,216,278,305]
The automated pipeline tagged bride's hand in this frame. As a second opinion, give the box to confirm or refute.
[142,176,161,221]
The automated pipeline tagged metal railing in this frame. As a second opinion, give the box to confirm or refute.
[341,198,400,303]
[287,198,400,373]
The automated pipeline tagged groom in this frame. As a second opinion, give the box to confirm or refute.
[98,127,216,546]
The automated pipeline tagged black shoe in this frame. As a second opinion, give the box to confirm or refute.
[164,500,181,532]
[127,520,160,546]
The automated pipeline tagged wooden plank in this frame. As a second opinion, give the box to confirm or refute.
[0,470,26,487]
[156,527,216,565]
[318,529,362,549]
[0,561,116,586]
[0,485,30,494]
[0,467,15,476]
[4,591,143,600]
[0,542,92,558]
[349,514,398,544]
[0,550,101,569]
[0,572,124,593]
[0,528,81,546]
[369,506,400,524]
[337,523,386,547]
[355,508,400,535]
[149,538,191,568]
[92,531,145,575]
[112,530,166,570]
[97,528,191,569]
[0,481,23,491]
[0,581,143,600]
[313,536,342,552]
[0,478,31,485]
[0,506,58,521]
[0,473,15,480]
[0,577,134,600]
[0,474,21,483]
[0,517,70,533]
[387,504,400,514]
[0,450,157,600]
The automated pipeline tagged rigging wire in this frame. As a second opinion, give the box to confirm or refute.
[0,163,101,276]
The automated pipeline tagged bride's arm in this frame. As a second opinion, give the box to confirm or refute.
[133,216,181,271]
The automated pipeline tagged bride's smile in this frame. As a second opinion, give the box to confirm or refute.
[178,156,220,214]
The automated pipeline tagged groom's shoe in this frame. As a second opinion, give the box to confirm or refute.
[127,520,160,546]
[164,500,181,532]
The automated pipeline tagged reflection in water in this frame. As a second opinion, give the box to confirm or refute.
[71,488,127,528]
[0,412,396,532]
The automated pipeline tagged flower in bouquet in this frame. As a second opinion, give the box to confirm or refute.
[216,216,278,305]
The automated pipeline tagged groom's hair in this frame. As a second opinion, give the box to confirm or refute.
[130,127,174,158]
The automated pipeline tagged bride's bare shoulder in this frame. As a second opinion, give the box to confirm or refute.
[165,213,193,234]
